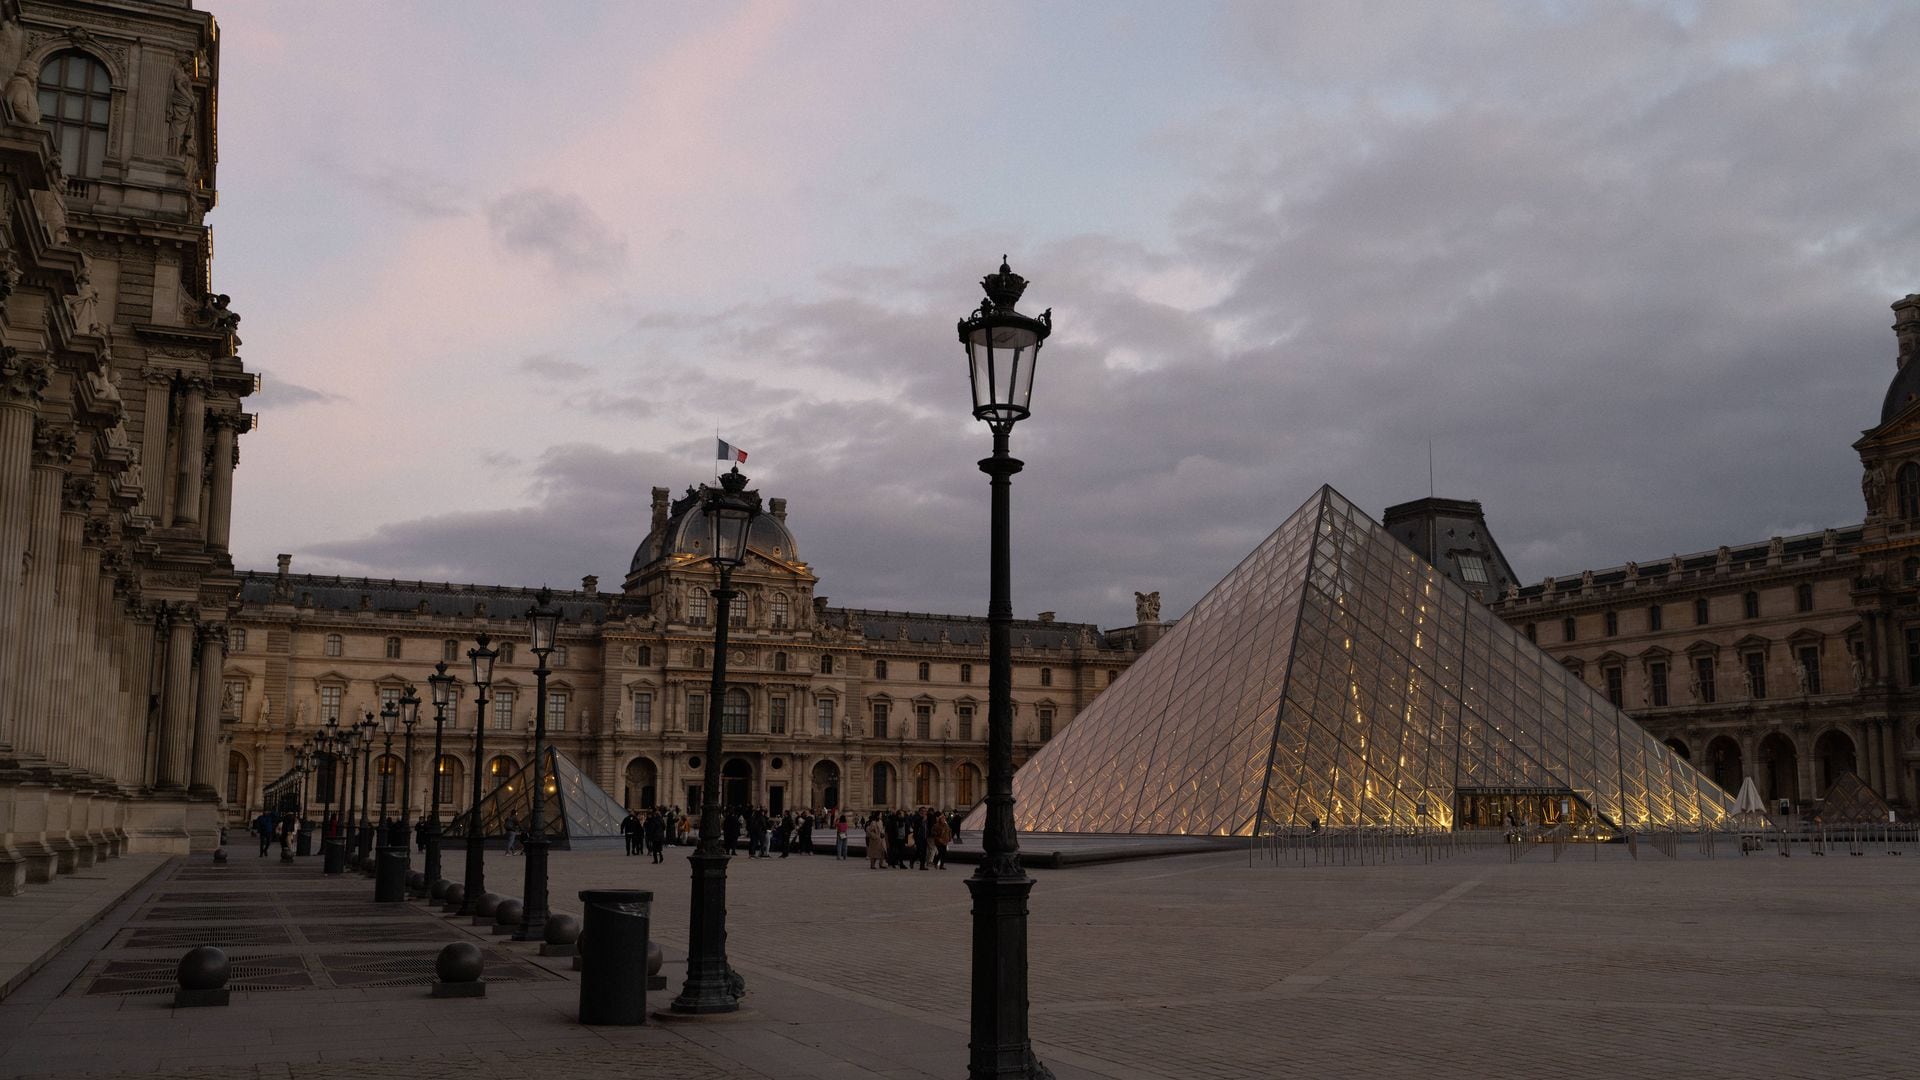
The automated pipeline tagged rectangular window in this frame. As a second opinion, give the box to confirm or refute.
[553,646,568,668]
[493,690,515,730]
[872,703,889,739]
[320,685,342,723]
[1796,583,1814,613]
[1694,597,1710,626]
[1745,652,1767,699]
[1455,553,1489,584]
[1604,611,1618,637]
[231,628,248,652]
[1797,645,1821,695]
[633,691,653,733]
[960,664,972,684]
[1562,617,1576,643]
[1694,657,1716,704]
[1038,707,1055,741]
[687,692,706,733]
[770,695,788,735]
[435,761,454,804]
[1106,669,1117,685]
[222,679,246,718]
[689,593,708,626]
[915,704,932,739]
[1604,666,1623,708]
[547,692,567,731]
[385,637,402,659]
[730,604,745,629]
[958,704,974,741]
[1525,623,1536,643]
[1648,604,1663,631]
[1743,592,1760,620]
[380,686,402,717]
[1649,662,1669,707]
[444,639,459,662]
[817,698,833,736]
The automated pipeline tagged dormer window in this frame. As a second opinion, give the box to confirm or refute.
[37,51,112,178]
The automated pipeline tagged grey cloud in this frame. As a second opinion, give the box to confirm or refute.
[520,352,592,381]
[250,370,341,410]
[486,187,627,275]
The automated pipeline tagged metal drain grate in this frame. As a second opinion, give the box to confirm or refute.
[299,922,460,944]
[79,955,313,996]
[114,925,296,949]
[139,904,281,922]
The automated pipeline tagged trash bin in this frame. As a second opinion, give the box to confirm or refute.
[578,889,652,1025]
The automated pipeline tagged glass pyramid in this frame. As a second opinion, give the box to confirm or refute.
[999,486,1734,836]
[443,745,630,850]
[1814,772,1890,825]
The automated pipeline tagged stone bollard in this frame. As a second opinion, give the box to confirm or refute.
[441,883,467,913]
[406,870,427,895]
[428,878,452,903]
[540,912,580,957]
[211,848,227,865]
[492,898,525,936]
[174,945,230,1007]
[431,941,486,999]
[471,892,504,927]
[647,940,666,991]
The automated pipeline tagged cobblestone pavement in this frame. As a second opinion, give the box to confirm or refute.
[4,838,1917,1079]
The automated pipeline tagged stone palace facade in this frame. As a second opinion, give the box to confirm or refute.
[0,0,252,895]
[221,484,1155,828]
[1487,294,1920,812]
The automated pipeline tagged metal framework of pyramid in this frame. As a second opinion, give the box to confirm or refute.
[1003,486,1735,836]
[1815,772,1890,824]
[443,745,628,850]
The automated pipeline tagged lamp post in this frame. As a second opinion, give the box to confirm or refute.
[670,466,761,1015]
[341,723,362,867]
[357,712,376,863]
[374,700,402,901]
[957,257,1052,1080]
[321,717,345,873]
[517,589,560,941]
[460,635,498,916]
[287,741,314,856]
[397,684,420,889]
[424,662,453,888]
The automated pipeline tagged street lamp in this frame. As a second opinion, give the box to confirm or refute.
[670,466,761,1015]
[341,722,362,868]
[424,661,454,889]
[321,715,346,873]
[357,712,376,865]
[460,634,498,916]
[397,684,420,891]
[517,589,560,941]
[374,699,403,901]
[957,256,1051,1080]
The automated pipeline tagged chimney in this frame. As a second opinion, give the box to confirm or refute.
[1037,611,1055,623]
[650,486,670,536]
[769,497,787,522]
[581,574,599,594]
[1895,294,1920,370]
[276,553,291,578]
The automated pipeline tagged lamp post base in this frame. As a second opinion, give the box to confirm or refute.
[669,851,744,1014]
[965,870,1051,1080]
[514,836,550,941]
[423,834,442,890]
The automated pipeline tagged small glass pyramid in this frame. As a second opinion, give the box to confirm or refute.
[1814,772,1891,825]
[999,486,1735,836]
[443,745,630,849]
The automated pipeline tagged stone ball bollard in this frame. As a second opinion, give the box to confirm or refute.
[174,945,230,1007]
[491,898,525,934]
[540,911,580,957]
[212,848,227,865]
[472,892,504,924]
[429,878,451,901]
[442,883,466,912]
[648,940,663,976]
[432,941,486,999]
[406,870,426,891]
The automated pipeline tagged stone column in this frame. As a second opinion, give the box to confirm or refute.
[156,606,197,791]
[0,354,50,750]
[1880,721,1898,801]
[127,603,159,791]
[172,376,206,527]
[12,422,74,767]
[205,413,236,549]
[140,369,172,524]
[48,477,92,775]
[1860,722,1878,795]
[190,624,225,797]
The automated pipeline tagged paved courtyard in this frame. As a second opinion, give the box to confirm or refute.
[1,836,1915,1079]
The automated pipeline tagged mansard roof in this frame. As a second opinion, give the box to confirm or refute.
[1500,524,1864,605]
[236,572,614,624]
[823,608,1114,651]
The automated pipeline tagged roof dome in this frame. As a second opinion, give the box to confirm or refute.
[630,485,798,575]
[1883,361,1920,425]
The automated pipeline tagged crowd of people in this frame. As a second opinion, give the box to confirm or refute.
[612,806,967,868]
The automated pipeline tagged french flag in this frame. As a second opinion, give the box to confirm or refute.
[716,438,748,464]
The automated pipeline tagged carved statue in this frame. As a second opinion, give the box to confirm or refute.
[1134,590,1161,623]
[1688,669,1703,704]
[69,264,102,334]
[1850,654,1864,689]
[1793,663,1808,696]
[1714,546,1731,573]
[1863,464,1888,516]
[3,71,37,124]
[1503,581,1519,601]
[167,59,196,158]
[30,188,66,243]
[612,701,625,731]
[0,14,25,80]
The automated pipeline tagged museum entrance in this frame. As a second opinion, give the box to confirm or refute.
[1452,787,1600,829]
[722,757,753,810]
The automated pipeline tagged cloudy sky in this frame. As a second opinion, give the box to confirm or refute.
[216,1,1920,629]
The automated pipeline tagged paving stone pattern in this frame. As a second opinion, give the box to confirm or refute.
[2,840,1916,1079]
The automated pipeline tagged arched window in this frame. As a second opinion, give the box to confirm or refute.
[434,755,462,806]
[954,762,981,807]
[721,687,750,735]
[487,756,516,790]
[36,51,112,178]
[773,652,788,673]
[913,762,937,806]
[874,659,888,680]
[820,654,834,675]
[871,762,894,806]
[1039,667,1053,687]
[324,633,343,657]
[376,755,400,803]
[689,589,709,626]
[772,594,790,628]
[730,601,745,629]
[1900,462,1920,519]
[385,636,401,659]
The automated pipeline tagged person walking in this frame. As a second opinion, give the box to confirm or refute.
[645,810,666,863]
[254,809,275,857]
[931,811,952,869]
[620,810,639,856]
[723,809,741,855]
[910,809,929,870]
[799,811,815,855]
[504,813,521,856]
[834,814,850,860]
[864,814,887,870]
[748,808,769,859]
[774,813,793,859]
